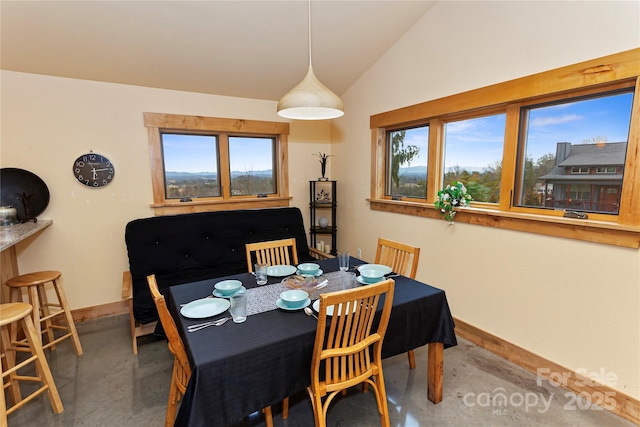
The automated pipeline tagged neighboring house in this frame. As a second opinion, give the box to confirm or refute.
[539,141,626,213]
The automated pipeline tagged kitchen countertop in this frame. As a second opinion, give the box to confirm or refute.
[0,220,52,252]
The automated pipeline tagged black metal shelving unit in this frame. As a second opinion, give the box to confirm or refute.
[309,180,337,256]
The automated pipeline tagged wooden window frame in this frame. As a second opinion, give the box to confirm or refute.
[369,48,640,248]
[144,112,290,216]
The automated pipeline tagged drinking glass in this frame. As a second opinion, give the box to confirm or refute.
[255,263,268,285]
[342,272,357,290]
[230,290,247,323]
[338,251,350,271]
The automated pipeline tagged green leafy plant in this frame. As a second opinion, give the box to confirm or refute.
[434,181,473,223]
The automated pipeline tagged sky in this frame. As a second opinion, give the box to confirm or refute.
[162,134,274,173]
[163,90,634,174]
[401,90,634,172]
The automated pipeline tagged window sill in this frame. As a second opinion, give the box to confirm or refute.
[151,196,292,216]
[368,198,640,248]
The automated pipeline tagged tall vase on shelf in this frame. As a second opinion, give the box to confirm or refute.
[314,152,333,181]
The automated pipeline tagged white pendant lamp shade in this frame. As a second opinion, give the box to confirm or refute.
[277,65,344,120]
[277,0,344,120]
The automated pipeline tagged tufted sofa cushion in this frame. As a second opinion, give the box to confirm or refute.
[125,207,313,324]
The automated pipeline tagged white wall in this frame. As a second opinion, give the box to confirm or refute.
[331,1,640,400]
[0,72,332,310]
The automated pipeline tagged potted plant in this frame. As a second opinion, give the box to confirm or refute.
[434,181,472,224]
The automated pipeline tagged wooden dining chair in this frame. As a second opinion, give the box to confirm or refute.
[307,279,395,427]
[375,237,421,281]
[245,238,299,271]
[375,237,421,369]
[147,275,288,427]
[147,275,192,427]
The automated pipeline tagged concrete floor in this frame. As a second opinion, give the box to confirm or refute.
[5,314,636,427]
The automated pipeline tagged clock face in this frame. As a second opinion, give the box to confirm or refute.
[73,153,115,187]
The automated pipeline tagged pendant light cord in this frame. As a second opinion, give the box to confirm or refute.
[308,0,312,67]
[276,0,343,119]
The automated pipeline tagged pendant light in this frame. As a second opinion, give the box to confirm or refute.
[277,0,344,120]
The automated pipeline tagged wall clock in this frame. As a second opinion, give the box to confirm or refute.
[72,152,115,187]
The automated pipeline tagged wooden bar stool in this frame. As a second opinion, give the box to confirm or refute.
[6,271,83,356]
[1,302,64,424]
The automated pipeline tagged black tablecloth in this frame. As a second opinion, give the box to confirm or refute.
[168,257,457,427]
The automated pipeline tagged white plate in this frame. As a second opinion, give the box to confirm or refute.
[180,298,231,319]
[312,299,358,316]
[297,269,323,277]
[267,265,297,277]
[276,298,311,311]
[357,264,392,275]
[212,286,246,299]
[356,276,382,285]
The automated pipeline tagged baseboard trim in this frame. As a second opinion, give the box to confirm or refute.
[454,317,640,425]
[70,300,129,323]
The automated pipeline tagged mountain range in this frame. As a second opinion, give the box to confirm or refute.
[166,170,272,180]
[167,165,485,180]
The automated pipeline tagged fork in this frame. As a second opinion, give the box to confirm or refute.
[187,317,231,332]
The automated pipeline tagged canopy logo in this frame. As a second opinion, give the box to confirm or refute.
[462,387,553,414]
[462,368,618,415]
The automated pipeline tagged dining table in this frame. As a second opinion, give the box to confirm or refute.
[167,257,457,427]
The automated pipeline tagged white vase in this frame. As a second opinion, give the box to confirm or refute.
[318,217,329,228]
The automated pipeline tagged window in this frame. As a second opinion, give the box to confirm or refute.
[161,133,277,199]
[443,113,505,203]
[144,113,290,214]
[386,125,429,199]
[228,136,277,196]
[161,133,220,198]
[570,167,590,174]
[597,167,617,174]
[369,48,640,248]
[568,184,591,201]
[515,90,633,215]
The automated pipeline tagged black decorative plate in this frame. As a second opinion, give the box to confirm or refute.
[0,168,50,221]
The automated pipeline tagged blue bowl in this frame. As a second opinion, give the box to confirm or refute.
[360,268,384,284]
[297,263,320,276]
[280,289,309,308]
[214,280,242,296]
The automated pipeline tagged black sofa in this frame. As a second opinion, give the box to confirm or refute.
[122,206,328,353]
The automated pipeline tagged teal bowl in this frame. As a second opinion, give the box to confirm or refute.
[297,263,320,276]
[280,289,309,308]
[360,268,385,284]
[214,280,242,296]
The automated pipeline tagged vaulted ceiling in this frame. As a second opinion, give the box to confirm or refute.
[1,1,436,101]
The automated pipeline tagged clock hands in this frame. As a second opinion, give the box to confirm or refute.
[90,167,111,180]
